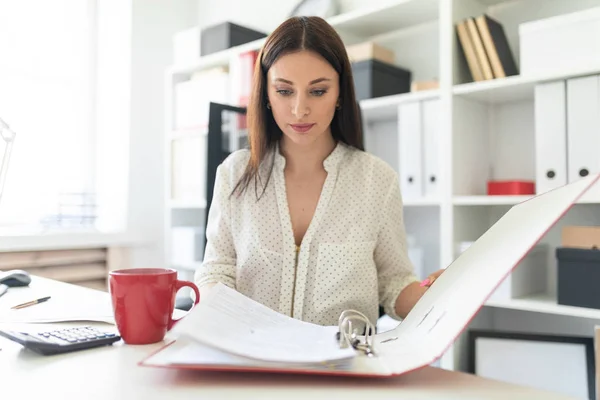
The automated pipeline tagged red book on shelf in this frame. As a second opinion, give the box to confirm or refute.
[487,180,535,195]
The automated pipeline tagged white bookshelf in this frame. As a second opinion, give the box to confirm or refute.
[164,0,600,375]
[326,0,439,36]
[485,293,600,320]
[360,89,440,120]
[453,63,600,103]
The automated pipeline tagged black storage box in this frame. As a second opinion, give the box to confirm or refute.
[201,22,267,56]
[556,247,600,309]
[351,59,411,101]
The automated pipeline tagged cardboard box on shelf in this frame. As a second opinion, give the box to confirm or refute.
[411,80,439,92]
[346,42,395,65]
[562,226,600,249]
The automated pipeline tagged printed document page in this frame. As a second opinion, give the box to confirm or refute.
[171,283,356,364]
[164,338,356,370]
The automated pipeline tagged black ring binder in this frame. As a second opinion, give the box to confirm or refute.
[337,310,376,357]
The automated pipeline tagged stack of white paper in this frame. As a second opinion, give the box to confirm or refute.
[171,283,356,365]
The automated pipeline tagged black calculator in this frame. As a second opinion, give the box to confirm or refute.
[0,325,121,355]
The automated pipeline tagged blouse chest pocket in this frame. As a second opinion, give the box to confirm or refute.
[313,241,378,313]
[236,245,283,305]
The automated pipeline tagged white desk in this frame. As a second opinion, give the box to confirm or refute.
[0,277,578,400]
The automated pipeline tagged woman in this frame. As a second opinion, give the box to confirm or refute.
[195,16,443,327]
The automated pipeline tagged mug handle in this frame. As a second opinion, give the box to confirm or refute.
[168,280,200,331]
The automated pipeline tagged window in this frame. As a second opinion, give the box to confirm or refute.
[0,0,98,232]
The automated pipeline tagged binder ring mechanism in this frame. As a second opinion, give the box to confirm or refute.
[337,310,376,357]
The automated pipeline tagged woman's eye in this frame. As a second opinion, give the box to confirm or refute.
[276,89,292,96]
[311,89,327,96]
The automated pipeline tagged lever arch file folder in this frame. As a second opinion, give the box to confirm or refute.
[140,174,600,377]
[398,101,423,200]
[567,75,600,185]
[534,80,568,195]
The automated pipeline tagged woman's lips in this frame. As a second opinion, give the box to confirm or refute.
[290,123,315,133]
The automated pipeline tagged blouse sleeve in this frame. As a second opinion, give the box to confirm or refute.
[375,175,420,320]
[194,162,237,289]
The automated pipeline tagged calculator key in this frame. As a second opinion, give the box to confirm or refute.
[39,335,65,345]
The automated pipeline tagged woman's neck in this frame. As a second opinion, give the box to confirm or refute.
[280,134,336,175]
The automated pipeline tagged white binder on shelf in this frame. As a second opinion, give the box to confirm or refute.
[398,101,423,200]
[140,174,600,377]
[422,99,440,198]
[534,80,568,195]
[566,74,600,184]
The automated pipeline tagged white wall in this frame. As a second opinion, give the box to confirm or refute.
[196,0,392,32]
[127,0,198,268]
[95,0,132,234]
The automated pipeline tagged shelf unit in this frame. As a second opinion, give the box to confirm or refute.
[453,63,600,104]
[164,0,600,375]
[360,89,440,120]
[485,294,600,320]
[453,195,531,206]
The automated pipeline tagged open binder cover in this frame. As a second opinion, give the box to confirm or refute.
[140,174,600,377]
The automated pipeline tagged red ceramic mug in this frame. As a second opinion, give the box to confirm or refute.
[108,268,200,345]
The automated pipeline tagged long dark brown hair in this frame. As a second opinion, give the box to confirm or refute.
[232,16,364,199]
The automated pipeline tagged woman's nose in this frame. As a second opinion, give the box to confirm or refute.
[292,95,310,118]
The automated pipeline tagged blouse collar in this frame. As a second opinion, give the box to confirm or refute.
[273,140,349,173]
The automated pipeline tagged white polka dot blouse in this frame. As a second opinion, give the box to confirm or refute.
[194,141,419,326]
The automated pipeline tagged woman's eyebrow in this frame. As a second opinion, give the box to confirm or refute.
[273,77,332,85]
[309,77,331,84]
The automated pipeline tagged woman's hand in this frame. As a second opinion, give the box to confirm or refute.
[394,269,446,318]
[419,269,445,288]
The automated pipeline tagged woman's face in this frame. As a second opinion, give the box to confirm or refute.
[266,50,340,147]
